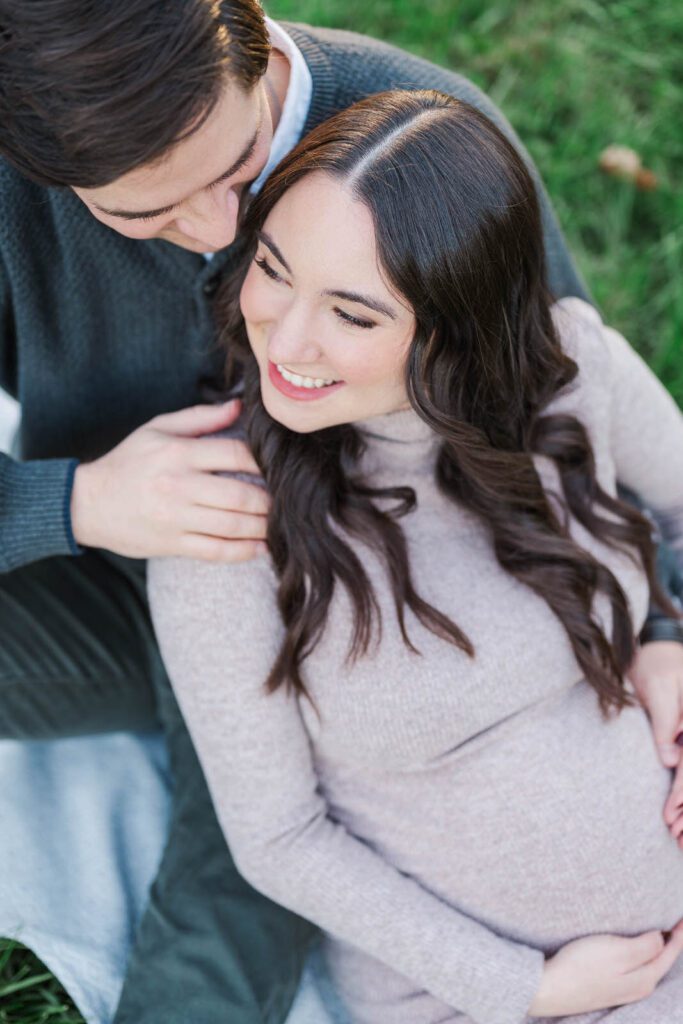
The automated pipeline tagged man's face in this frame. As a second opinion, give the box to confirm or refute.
[73,79,273,253]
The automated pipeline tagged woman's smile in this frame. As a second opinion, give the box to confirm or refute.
[268,361,346,401]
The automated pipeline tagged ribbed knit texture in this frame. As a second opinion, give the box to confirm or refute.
[148,299,683,1024]
[0,23,589,572]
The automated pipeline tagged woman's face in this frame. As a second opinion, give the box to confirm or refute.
[239,172,417,433]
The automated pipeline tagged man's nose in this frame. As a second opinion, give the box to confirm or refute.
[174,187,240,250]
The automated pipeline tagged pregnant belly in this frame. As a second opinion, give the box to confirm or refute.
[327,682,683,952]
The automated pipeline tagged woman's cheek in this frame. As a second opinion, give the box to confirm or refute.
[238,266,260,322]
[338,343,395,389]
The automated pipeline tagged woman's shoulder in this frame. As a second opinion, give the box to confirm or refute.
[542,298,625,442]
[550,296,650,405]
[549,297,627,411]
[147,553,280,636]
[147,555,286,706]
[550,297,611,375]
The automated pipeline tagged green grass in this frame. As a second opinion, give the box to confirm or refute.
[0,942,81,1024]
[2,2,681,1021]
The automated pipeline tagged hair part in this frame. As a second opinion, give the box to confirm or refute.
[216,89,680,714]
[0,0,270,187]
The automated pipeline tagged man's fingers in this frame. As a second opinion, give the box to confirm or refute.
[192,475,271,517]
[664,759,683,825]
[670,814,683,841]
[152,400,241,436]
[191,436,262,476]
[187,507,268,542]
[644,682,682,767]
[179,535,269,564]
[660,744,683,769]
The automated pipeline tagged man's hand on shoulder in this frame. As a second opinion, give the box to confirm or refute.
[70,400,269,563]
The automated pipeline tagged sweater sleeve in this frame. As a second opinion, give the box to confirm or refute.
[147,555,544,1024]
[604,313,683,640]
[0,260,81,573]
[0,454,81,572]
[605,332,683,560]
[558,298,683,562]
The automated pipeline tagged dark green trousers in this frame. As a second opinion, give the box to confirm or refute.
[0,550,316,1024]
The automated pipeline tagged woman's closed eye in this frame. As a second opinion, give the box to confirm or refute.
[254,254,376,330]
[254,254,284,283]
[334,308,375,330]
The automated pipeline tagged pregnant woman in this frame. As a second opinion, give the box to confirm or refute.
[148,91,683,1023]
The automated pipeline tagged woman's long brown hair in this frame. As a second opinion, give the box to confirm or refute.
[216,90,680,714]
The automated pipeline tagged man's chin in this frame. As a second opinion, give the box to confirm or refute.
[157,232,232,254]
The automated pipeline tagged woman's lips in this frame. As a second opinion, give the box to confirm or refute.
[268,361,346,402]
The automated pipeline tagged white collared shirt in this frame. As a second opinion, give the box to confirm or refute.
[204,18,312,260]
[249,18,313,196]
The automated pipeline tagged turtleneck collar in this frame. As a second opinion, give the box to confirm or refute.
[355,406,440,476]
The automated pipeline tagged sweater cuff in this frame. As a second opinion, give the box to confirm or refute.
[640,617,683,646]
[62,459,83,556]
[463,940,545,1024]
[0,454,84,572]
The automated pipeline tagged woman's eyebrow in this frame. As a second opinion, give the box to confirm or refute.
[258,231,397,319]
[258,231,291,272]
[322,288,397,320]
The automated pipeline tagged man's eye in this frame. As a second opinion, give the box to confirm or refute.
[335,308,375,329]
[254,255,283,282]
[207,171,232,192]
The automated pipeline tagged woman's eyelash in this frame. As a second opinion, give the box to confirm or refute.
[254,256,375,329]
[254,255,283,282]
[136,213,161,224]
[335,308,375,329]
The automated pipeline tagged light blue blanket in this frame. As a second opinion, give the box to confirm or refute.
[0,733,348,1024]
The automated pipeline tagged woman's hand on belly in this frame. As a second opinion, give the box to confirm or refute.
[528,921,683,1017]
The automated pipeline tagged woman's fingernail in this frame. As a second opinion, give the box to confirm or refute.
[660,744,680,766]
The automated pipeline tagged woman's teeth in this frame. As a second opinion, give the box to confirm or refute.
[276,364,339,389]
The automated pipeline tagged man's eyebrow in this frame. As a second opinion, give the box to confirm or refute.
[93,128,261,221]
[258,231,397,320]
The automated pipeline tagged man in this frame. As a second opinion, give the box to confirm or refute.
[1,2,681,1022]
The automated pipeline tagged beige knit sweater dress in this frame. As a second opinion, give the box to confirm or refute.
[148,298,683,1024]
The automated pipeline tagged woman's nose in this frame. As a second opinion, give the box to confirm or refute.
[267,303,322,367]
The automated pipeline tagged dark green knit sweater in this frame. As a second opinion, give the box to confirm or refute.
[0,22,589,574]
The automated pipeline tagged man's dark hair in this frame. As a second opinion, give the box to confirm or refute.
[0,0,271,188]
